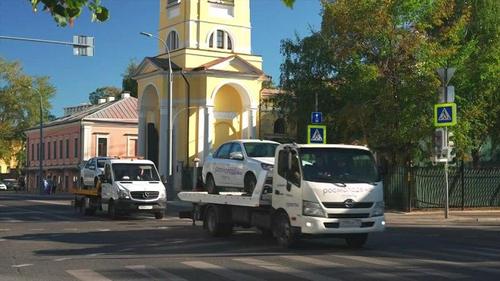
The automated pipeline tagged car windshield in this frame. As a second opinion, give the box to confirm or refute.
[112,164,160,182]
[300,148,379,184]
[243,142,278,158]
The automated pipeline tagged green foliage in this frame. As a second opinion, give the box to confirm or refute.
[122,59,139,98]
[278,0,499,166]
[0,57,55,165]
[29,0,109,27]
[282,0,295,8]
[88,86,121,105]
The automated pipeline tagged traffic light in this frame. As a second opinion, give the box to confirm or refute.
[434,128,446,158]
[447,131,456,162]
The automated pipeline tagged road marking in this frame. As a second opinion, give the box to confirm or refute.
[63,228,79,231]
[66,269,112,281]
[449,248,500,259]
[30,228,45,231]
[331,254,399,266]
[11,263,33,268]
[0,204,6,207]
[96,229,110,232]
[0,239,6,242]
[234,257,342,281]
[183,260,264,281]
[86,253,105,257]
[281,255,345,267]
[126,265,188,281]
[0,228,11,231]
[27,199,71,206]
[54,257,72,262]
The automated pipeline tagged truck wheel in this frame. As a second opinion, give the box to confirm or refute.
[108,200,118,220]
[244,174,257,195]
[345,233,368,248]
[154,212,164,219]
[206,175,218,194]
[274,212,297,248]
[205,207,232,236]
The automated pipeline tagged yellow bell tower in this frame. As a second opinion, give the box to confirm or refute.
[135,0,266,189]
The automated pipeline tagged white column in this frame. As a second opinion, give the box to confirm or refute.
[82,125,92,160]
[137,110,146,158]
[159,100,169,179]
[249,107,258,139]
[204,105,214,160]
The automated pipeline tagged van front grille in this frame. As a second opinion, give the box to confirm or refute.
[130,191,159,200]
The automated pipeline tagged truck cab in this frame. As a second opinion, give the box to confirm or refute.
[99,158,167,219]
[271,144,385,247]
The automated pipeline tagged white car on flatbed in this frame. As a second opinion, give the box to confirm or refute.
[202,139,279,194]
[180,143,385,248]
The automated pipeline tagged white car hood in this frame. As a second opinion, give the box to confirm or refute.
[116,181,164,192]
[304,181,383,203]
[252,157,275,165]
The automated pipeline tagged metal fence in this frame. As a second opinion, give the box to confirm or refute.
[383,165,500,211]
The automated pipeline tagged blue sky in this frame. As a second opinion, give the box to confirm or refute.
[0,0,321,116]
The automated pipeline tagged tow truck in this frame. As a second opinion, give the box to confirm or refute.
[179,143,385,248]
[73,157,167,219]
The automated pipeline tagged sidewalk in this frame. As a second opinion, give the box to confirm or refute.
[385,210,500,226]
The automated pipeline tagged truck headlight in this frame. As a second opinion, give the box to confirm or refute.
[118,187,130,199]
[303,200,326,218]
[372,201,385,217]
[261,163,274,171]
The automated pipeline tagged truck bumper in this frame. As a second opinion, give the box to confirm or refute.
[115,198,166,214]
[300,215,385,235]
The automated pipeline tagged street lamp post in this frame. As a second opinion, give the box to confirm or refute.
[140,31,174,182]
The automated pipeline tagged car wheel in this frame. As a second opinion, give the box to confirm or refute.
[206,175,218,194]
[244,174,257,195]
[154,212,164,219]
[345,233,368,248]
[273,212,297,248]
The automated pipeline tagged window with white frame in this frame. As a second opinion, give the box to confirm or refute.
[208,29,233,50]
[166,30,179,51]
[97,136,108,157]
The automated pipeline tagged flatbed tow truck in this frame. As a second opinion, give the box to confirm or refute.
[179,143,385,248]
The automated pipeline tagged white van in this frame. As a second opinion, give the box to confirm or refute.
[99,158,167,219]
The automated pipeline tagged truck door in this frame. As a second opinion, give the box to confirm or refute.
[273,148,302,225]
[101,163,113,202]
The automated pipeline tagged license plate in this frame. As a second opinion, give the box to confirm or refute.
[138,205,153,210]
[339,219,361,228]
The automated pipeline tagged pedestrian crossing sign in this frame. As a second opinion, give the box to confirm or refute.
[307,125,327,144]
[434,103,457,127]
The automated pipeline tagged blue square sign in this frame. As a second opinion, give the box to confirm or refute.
[311,112,322,124]
[434,103,457,127]
[308,125,327,144]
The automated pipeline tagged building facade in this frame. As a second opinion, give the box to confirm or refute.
[134,0,267,190]
[24,94,138,192]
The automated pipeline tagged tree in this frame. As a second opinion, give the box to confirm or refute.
[88,86,121,105]
[0,57,55,170]
[30,0,109,27]
[122,59,139,98]
[279,0,479,165]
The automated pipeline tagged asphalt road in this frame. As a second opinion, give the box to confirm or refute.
[1,193,500,281]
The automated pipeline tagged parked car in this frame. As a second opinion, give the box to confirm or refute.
[80,157,111,188]
[3,179,18,190]
[0,181,7,191]
[202,139,279,194]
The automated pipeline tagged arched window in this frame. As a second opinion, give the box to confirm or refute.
[274,118,286,134]
[208,29,233,50]
[166,30,179,51]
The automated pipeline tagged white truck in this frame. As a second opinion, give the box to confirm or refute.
[179,143,385,248]
[73,158,167,219]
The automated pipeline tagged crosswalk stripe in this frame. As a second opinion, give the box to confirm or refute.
[126,265,188,281]
[66,269,112,281]
[331,254,399,266]
[448,248,500,259]
[27,199,71,206]
[182,261,263,281]
[234,257,342,281]
[281,255,346,267]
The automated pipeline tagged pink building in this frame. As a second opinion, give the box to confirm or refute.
[24,93,138,192]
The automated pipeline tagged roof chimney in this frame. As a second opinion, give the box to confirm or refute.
[106,96,116,102]
[121,92,131,99]
[98,98,106,104]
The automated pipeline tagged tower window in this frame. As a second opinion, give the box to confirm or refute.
[167,0,180,7]
[166,30,179,51]
[208,29,233,51]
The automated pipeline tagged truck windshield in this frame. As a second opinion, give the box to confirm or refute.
[299,148,379,184]
[112,164,161,182]
[244,142,278,158]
